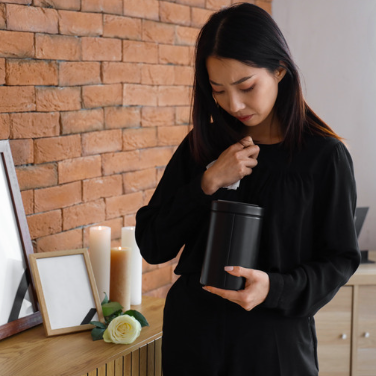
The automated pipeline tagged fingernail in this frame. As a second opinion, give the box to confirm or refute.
[224,266,234,271]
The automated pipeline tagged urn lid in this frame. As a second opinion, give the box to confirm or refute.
[211,199,264,217]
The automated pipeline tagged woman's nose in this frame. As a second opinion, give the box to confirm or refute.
[228,93,245,113]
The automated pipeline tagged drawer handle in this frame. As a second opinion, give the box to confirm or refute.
[341,334,347,340]
[364,332,370,338]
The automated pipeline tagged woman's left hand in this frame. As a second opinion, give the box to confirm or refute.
[202,267,270,311]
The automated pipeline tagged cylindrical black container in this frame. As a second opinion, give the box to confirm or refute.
[200,200,264,291]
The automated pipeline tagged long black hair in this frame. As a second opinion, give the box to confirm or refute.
[190,2,341,165]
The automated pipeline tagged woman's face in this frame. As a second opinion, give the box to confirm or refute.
[206,57,286,132]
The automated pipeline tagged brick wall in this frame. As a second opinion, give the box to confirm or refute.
[0,0,272,298]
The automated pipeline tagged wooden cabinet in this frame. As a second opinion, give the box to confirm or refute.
[315,252,376,376]
[0,296,164,376]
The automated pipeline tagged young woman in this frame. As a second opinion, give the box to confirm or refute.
[135,3,360,375]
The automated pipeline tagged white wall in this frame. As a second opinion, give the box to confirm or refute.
[273,0,376,252]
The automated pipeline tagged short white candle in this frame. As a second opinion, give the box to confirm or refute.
[89,226,111,301]
[121,226,142,305]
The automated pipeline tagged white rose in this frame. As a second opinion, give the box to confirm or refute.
[103,315,142,344]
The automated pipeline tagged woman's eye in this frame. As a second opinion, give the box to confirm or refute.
[212,90,224,95]
[241,86,254,93]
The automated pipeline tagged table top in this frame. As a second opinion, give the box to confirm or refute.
[0,296,165,376]
[347,251,376,285]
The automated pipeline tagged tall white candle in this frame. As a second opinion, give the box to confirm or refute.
[89,226,111,302]
[121,226,142,305]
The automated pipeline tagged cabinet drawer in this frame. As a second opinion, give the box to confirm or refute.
[315,286,352,376]
[357,285,376,376]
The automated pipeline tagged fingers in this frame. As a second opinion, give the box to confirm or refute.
[239,136,254,147]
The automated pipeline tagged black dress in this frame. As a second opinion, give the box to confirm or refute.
[135,132,360,376]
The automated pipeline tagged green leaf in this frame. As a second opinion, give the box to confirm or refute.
[102,301,123,317]
[101,293,109,305]
[124,310,149,327]
[90,321,107,329]
[91,327,105,341]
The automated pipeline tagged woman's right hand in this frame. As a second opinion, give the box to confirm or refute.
[201,136,259,195]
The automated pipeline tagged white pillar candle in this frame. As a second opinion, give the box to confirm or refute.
[121,226,142,305]
[89,226,111,302]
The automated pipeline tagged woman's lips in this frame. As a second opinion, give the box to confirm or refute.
[236,114,253,122]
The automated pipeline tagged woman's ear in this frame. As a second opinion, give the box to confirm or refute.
[275,62,287,82]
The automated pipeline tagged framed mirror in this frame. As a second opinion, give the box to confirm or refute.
[0,140,42,341]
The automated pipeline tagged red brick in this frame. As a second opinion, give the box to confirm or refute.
[83,175,123,202]
[36,87,81,112]
[158,85,191,106]
[63,199,105,230]
[81,0,123,14]
[0,30,34,58]
[0,5,5,30]
[123,0,159,21]
[103,15,141,39]
[10,112,59,139]
[61,109,104,134]
[102,62,141,84]
[176,26,199,46]
[123,214,136,227]
[21,189,33,215]
[0,114,10,139]
[141,106,175,127]
[142,20,175,44]
[102,150,140,175]
[104,106,140,129]
[9,139,33,165]
[157,166,166,182]
[160,2,191,26]
[105,192,143,219]
[82,217,123,247]
[16,163,57,190]
[142,266,172,293]
[0,58,4,84]
[123,84,157,106]
[36,229,82,253]
[123,40,158,64]
[159,44,191,65]
[34,181,81,212]
[123,127,157,151]
[144,283,172,299]
[82,37,121,61]
[35,34,80,60]
[0,0,31,4]
[139,147,173,169]
[141,64,174,85]
[58,10,103,37]
[6,59,58,86]
[34,0,80,10]
[59,62,101,86]
[34,135,82,164]
[27,210,62,239]
[255,0,272,14]
[143,258,158,274]
[191,7,213,28]
[206,0,231,10]
[158,125,188,146]
[82,129,122,155]
[144,188,155,206]
[83,84,122,108]
[0,86,35,113]
[176,0,205,6]
[174,65,194,85]
[58,155,101,184]
[123,167,157,193]
[7,4,58,33]
[176,106,191,124]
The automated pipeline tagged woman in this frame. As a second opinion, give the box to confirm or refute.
[135,3,360,375]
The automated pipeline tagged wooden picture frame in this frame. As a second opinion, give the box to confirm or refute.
[0,140,42,341]
[29,248,104,337]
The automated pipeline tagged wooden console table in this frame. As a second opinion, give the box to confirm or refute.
[0,296,165,376]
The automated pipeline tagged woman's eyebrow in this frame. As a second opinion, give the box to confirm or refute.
[209,75,255,86]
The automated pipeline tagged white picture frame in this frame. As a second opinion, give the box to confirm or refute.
[29,248,104,337]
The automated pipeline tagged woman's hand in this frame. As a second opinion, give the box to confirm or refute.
[202,267,270,311]
[201,136,259,195]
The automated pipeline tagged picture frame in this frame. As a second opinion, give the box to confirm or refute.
[29,248,104,337]
[0,140,42,341]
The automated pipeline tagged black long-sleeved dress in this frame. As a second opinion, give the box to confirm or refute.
[135,131,360,376]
